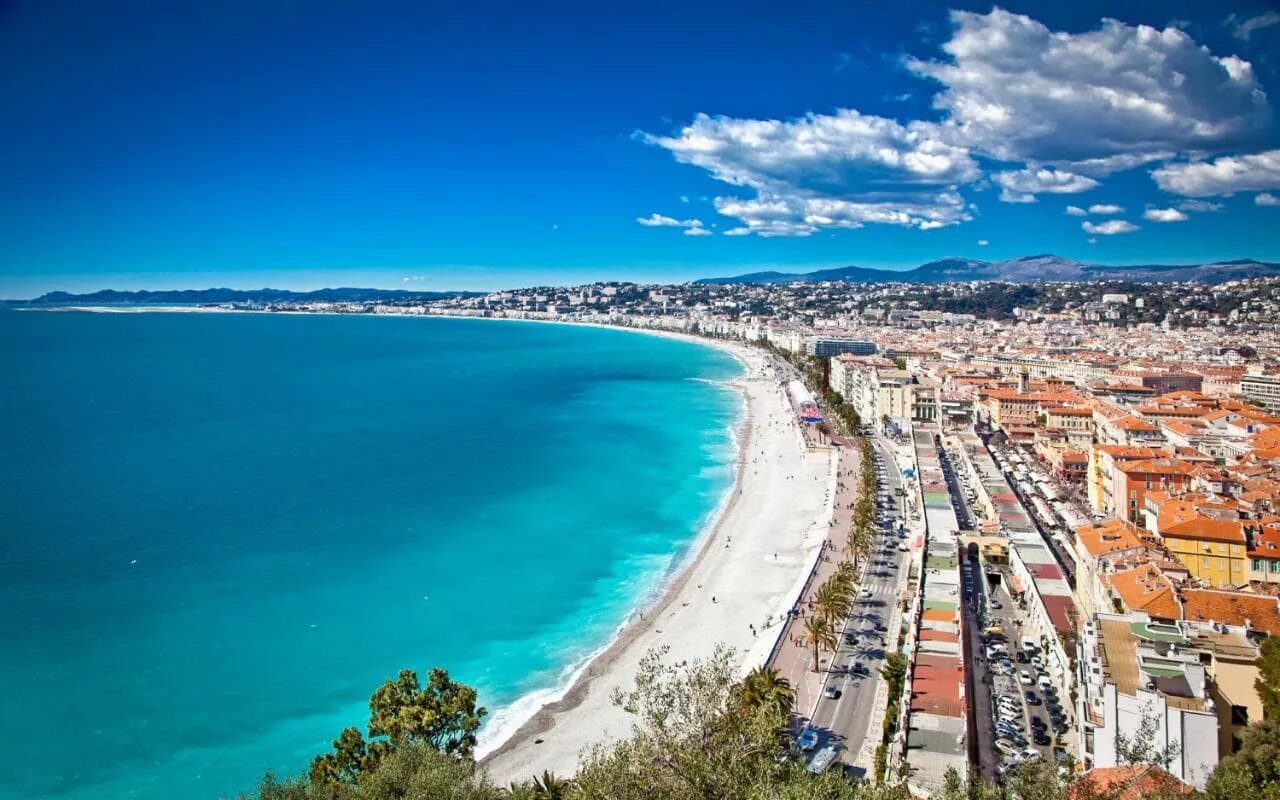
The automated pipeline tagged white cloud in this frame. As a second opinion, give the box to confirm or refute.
[1143,207,1189,222]
[637,213,703,228]
[1087,237,1098,244]
[1177,199,1224,212]
[1088,204,1125,215]
[1065,205,1088,216]
[907,9,1269,171]
[683,226,713,236]
[992,168,1098,202]
[643,109,979,235]
[977,239,989,246]
[1082,220,1139,235]
[1151,149,1280,196]
[1257,192,1280,207]
[723,227,752,236]
[1228,12,1280,41]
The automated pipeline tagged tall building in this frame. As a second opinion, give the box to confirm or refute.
[1241,372,1280,411]
[809,337,877,358]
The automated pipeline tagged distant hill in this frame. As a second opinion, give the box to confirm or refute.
[6,287,482,305]
[696,256,1280,285]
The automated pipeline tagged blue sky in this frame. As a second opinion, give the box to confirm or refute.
[3,0,1280,296]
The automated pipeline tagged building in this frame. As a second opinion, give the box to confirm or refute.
[1159,518,1249,588]
[1142,373,1204,395]
[1077,612,1255,789]
[810,337,877,358]
[1241,372,1280,411]
[1110,459,1195,524]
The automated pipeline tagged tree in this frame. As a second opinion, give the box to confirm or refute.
[531,771,573,799]
[814,578,853,623]
[736,666,794,721]
[1206,719,1280,800]
[308,667,486,789]
[1257,636,1280,721]
[368,667,486,758]
[802,614,838,673]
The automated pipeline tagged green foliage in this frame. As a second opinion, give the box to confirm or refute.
[737,666,795,721]
[1207,719,1280,800]
[1257,637,1280,721]
[307,667,486,791]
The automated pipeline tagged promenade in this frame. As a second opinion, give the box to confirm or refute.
[767,434,862,717]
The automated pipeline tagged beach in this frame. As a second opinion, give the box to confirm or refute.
[480,336,833,783]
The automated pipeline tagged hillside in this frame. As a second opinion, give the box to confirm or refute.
[7,287,481,305]
[696,256,1280,285]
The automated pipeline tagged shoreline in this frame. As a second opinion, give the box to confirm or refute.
[33,305,829,781]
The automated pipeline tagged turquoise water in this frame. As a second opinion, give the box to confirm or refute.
[0,311,740,800]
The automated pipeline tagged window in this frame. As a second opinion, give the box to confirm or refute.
[1219,558,1227,570]
[1202,558,1211,569]
[1272,561,1280,574]
[1231,705,1249,726]
[1256,559,1267,571]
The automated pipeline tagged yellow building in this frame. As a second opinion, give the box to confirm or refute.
[1161,518,1249,588]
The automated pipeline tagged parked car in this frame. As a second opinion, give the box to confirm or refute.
[1015,651,1030,664]
[797,727,819,751]
[823,684,840,699]
[995,739,1021,757]
[1025,691,1042,706]
[1019,670,1034,685]
[1033,730,1052,746]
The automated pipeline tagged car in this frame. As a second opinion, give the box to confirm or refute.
[1033,731,1052,746]
[995,739,1021,757]
[844,632,857,646]
[1030,716,1046,729]
[1025,691,1042,706]
[1020,748,1043,763]
[822,684,840,700]
[859,588,872,598]
[797,728,819,751]
[850,662,869,675]
[1015,651,1030,664]
[876,623,889,632]
[1019,670,1034,685]
[1053,719,1068,734]
[989,598,1003,609]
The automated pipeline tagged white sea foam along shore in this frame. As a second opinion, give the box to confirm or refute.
[481,340,832,784]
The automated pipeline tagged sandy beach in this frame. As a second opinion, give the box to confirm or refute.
[480,335,833,784]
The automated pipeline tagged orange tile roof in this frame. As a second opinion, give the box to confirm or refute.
[1107,565,1181,621]
[1075,518,1146,558]
[1161,517,1247,544]
[1117,458,1196,476]
[1181,589,1280,635]
[1068,766,1193,800]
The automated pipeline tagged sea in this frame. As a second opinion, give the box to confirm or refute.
[0,310,742,800]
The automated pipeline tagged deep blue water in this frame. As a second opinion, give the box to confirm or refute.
[0,311,740,800]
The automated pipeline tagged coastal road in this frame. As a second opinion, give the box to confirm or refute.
[806,435,910,774]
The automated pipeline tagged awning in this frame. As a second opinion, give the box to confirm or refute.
[1007,573,1026,595]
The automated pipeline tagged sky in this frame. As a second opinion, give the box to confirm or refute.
[3,0,1280,297]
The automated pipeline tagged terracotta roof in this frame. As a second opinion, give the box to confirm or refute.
[1161,516,1247,544]
[1068,766,1194,800]
[1181,589,1280,635]
[1075,518,1146,558]
[1107,565,1181,620]
[1117,458,1197,477]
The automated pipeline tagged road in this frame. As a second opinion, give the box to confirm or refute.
[805,434,911,775]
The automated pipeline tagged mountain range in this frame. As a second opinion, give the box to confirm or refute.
[6,287,483,305]
[695,255,1280,285]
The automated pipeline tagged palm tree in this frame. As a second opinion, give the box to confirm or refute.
[738,665,794,720]
[814,579,851,623]
[802,614,838,673]
[847,518,872,570]
[531,770,571,799]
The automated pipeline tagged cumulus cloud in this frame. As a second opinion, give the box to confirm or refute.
[1258,193,1280,206]
[1152,149,1280,196]
[637,213,702,228]
[907,8,1269,171]
[1177,199,1224,212]
[1065,205,1088,216]
[977,239,989,246]
[642,109,979,235]
[1143,207,1189,222]
[992,168,1098,202]
[683,226,713,236]
[1082,220,1139,235]
[723,227,752,236]
[1228,12,1280,41]
[1088,204,1124,215]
